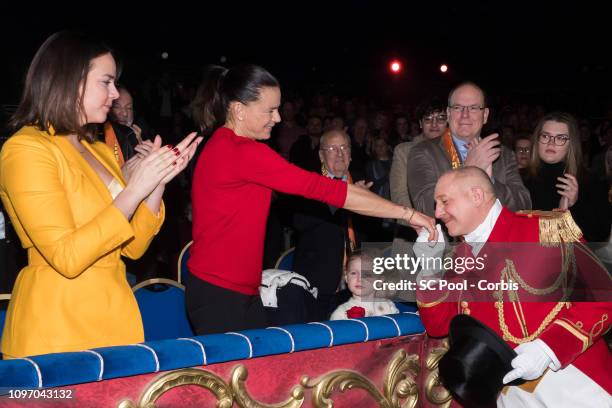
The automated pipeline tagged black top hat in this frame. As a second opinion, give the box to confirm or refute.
[438,314,524,408]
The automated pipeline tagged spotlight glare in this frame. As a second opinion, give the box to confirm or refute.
[390,60,401,73]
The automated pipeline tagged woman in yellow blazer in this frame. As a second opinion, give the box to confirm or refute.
[0,31,202,358]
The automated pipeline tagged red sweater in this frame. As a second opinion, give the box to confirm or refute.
[189,127,348,295]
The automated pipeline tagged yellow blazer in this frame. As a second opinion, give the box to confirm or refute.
[0,126,165,358]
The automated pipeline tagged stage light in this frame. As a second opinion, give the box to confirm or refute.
[161,52,169,60]
[440,64,448,73]
[390,60,401,73]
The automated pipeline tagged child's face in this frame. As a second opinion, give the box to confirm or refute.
[346,258,374,297]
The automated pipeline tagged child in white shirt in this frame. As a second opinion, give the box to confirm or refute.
[330,251,399,320]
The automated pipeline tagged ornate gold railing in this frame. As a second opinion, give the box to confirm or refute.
[119,340,451,408]
[423,339,452,408]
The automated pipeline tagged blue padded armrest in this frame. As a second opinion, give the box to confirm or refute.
[0,312,424,390]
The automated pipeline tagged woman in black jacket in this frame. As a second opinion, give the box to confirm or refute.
[522,112,611,242]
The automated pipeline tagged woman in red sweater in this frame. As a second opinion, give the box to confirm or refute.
[188,64,437,334]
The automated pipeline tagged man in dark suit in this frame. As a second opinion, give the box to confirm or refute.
[292,129,370,321]
[407,82,531,217]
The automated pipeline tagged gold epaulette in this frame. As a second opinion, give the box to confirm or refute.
[516,209,583,244]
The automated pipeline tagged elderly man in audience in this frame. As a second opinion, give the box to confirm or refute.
[292,129,371,321]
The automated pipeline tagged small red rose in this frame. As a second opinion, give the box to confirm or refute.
[346,306,366,318]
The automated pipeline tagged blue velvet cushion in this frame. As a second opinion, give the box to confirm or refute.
[0,312,424,390]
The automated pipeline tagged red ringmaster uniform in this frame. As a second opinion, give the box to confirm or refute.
[417,206,612,401]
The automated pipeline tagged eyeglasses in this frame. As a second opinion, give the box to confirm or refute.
[538,133,570,146]
[422,114,447,124]
[321,145,350,155]
[515,147,531,154]
[449,105,485,115]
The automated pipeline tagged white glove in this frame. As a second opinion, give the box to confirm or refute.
[413,224,445,258]
[502,339,560,384]
[413,224,445,278]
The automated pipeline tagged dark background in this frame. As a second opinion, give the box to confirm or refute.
[1,2,610,115]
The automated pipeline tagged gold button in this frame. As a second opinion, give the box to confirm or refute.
[460,301,469,308]
[463,308,471,315]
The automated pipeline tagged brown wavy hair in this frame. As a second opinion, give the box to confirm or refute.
[10,31,115,143]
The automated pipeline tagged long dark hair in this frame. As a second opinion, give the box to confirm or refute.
[11,31,115,143]
[191,64,279,134]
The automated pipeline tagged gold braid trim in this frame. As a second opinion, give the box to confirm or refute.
[553,319,591,353]
[536,210,582,246]
[501,258,570,296]
[511,301,529,338]
[496,302,568,344]
[497,248,577,304]
[589,314,609,345]
[416,291,450,308]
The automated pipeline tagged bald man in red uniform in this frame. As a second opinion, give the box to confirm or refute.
[416,167,611,407]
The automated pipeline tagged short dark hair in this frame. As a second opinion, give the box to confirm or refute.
[416,97,446,120]
[192,64,279,133]
[11,31,114,143]
[513,136,531,148]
